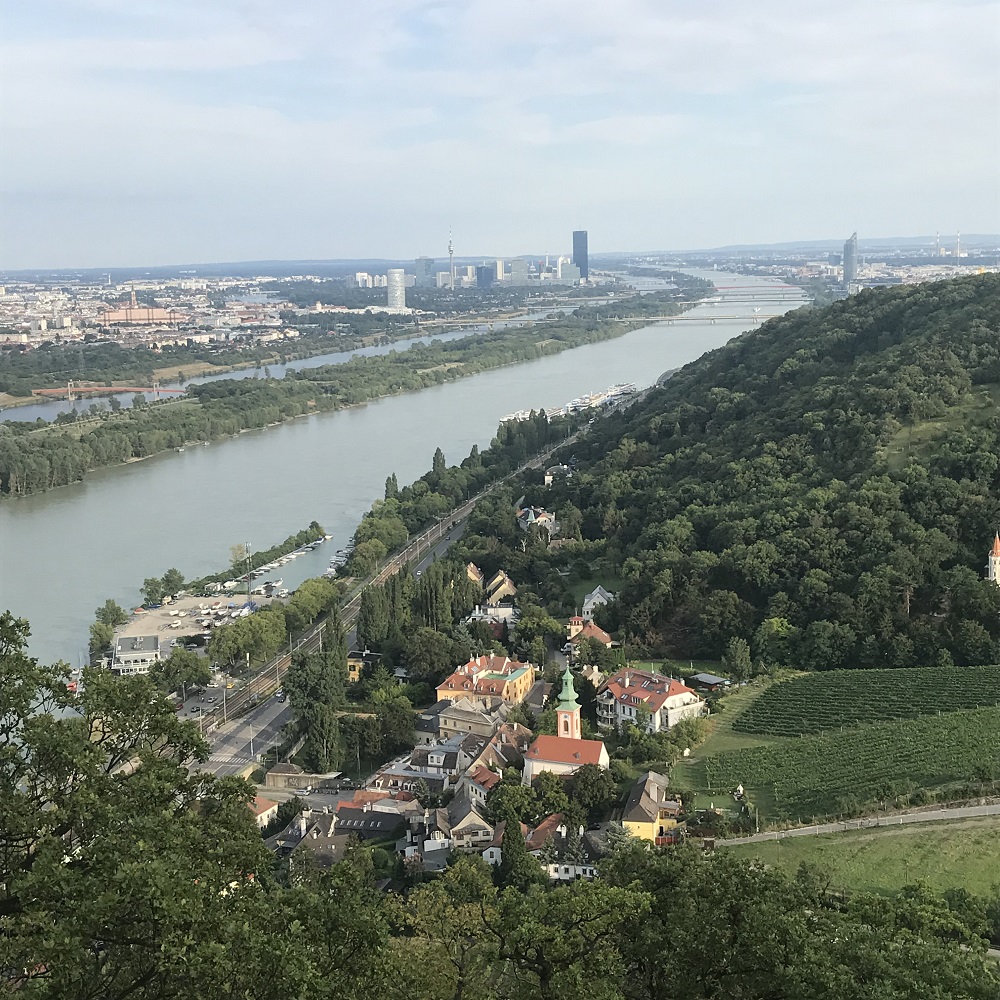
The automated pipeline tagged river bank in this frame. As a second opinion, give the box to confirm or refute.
[0,270,808,665]
[0,289,695,498]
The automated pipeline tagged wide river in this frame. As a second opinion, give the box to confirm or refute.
[0,270,806,664]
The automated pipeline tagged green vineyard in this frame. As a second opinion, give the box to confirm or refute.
[733,665,1000,737]
[705,706,1000,820]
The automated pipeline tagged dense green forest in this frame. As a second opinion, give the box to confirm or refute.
[452,274,1000,669]
[2,613,998,1000]
[0,286,700,497]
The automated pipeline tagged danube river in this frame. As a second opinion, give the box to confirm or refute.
[0,271,806,664]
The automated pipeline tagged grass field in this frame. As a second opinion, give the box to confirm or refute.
[723,817,1000,896]
[668,681,788,814]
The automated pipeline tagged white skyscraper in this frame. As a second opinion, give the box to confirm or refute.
[387,269,406,310]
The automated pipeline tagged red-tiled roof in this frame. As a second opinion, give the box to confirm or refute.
[250,795,278,817]
[570,621,612,645]
[992,533,1000,557]
[599,669,699,713]
[437,655,531,698]
[525,734,606,767]
[467,764,503,791]
[525,812,564,851]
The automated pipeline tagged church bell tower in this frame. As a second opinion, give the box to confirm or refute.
[987,532,1000,586]
[556,665,581,740]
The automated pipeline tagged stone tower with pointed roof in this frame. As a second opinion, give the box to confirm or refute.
[987,532,1000,586]
[556,665,582,741]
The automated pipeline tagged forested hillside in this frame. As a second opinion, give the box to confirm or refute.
[463,275,1000,668]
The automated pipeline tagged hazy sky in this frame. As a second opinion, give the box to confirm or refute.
[2,0,998,268]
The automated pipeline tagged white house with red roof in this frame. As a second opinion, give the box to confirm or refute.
[522,666,609,785]
[597,668,704,734]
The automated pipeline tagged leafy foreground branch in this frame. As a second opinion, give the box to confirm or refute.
[1,610,998,999]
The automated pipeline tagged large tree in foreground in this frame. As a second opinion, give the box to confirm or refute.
[0,612,385,1000]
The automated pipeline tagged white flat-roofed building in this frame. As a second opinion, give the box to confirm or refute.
[111,634,161,676]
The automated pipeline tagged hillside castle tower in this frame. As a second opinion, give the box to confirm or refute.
[987,533,1000,586]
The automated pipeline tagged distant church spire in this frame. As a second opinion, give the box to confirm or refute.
[988,532,1000,586]
[556,665,581,740]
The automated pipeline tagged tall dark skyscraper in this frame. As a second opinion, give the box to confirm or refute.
[414,256,435,288]
[842,232,858,285]
[572,230,589,279]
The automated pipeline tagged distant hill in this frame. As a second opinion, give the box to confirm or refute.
[537,274,1000,667]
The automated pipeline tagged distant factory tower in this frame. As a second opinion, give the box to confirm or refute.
[572,230,589,279]
[987,532,1000,586]
[842,231,858,285]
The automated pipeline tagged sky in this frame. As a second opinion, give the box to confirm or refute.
[1,0,998,268]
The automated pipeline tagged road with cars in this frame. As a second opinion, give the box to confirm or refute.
[195,697,293,777]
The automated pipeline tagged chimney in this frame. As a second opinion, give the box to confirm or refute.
[297,814,307,838]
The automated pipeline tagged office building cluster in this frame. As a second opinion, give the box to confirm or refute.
[411,230,592,292]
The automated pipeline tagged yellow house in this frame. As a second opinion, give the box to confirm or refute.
[622,771,683,845]
[484,570,517,603]
[436,655,534,705]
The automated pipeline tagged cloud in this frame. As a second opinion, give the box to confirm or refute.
[1,0,997,266]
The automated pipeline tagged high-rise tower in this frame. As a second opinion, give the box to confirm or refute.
[387,269,406,310]
[572,230,589,279]
[414,256,435,288]
[448,230,455,290]
[842,232,858,285]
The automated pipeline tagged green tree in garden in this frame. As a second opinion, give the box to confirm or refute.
[722,636,753,682]
[384,472,398,499]
[356,585,390,650]
[403,626,458,684]
[494,808,545,891]
[88,620,114,659]
[569,763,618,820]
[151,647,210,696]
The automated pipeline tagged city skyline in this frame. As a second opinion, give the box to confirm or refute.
[1,1,997,269]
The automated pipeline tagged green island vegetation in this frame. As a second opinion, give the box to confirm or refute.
[3,611,999,999]
[734,664,1000,736]
[0,279,708,497]
[724,817,1000,896]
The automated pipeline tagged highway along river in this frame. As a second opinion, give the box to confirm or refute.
[0,271,807,664]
